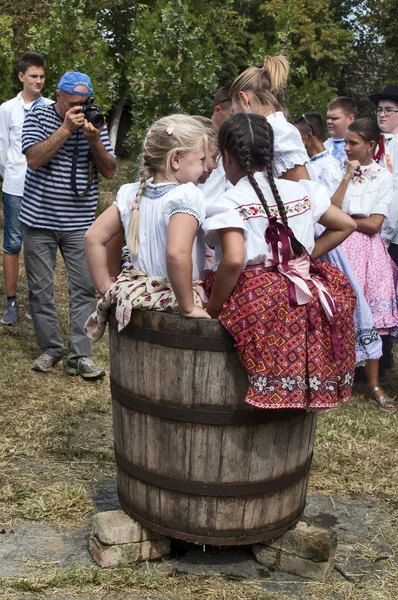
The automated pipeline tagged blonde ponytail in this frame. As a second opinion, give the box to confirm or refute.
[230,53,290,115]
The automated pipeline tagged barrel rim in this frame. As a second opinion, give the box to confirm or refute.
[118,491,304,546]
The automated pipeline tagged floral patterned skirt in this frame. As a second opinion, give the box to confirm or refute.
[341,231,398,337]
[85,265,205,342]
[204,262,356,410]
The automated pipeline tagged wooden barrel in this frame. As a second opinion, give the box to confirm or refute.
[110,310,317,546]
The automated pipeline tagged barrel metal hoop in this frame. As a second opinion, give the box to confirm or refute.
[111,378,308,426]
[118,491,305,546]
[121,323,235,352]
[114,446,313,497]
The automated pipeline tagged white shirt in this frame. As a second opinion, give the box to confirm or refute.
[306,150,343,196]
[203,173,330,269]
[379,134,398,244]
[267,111,309,177]
[115,181,206,279]
[341,161,393,232]
[0,92,53,196]
[324,138,347,169]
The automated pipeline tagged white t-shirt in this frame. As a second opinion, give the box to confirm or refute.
[0,92,53,196]
[114,181,206,279]
[267,111,309,177]
[306,150,343,196]
[203,172,330,269]
[379,135,398,244]
[341,162,393,228]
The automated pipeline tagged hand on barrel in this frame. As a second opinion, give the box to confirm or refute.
[182,306,211,319]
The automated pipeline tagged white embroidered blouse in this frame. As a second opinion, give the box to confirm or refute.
[267,111,309,177]
[341,161,393,225]
[114,181,206,279]
[203,172,330,269]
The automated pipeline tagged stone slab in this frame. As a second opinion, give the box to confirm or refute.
[89,534,170,568]
[92,510,161,545]
[252,543,335,582]
[0,523,95,578]
[261,520,337,562]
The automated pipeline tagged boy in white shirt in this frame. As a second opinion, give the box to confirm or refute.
[0,52,53,324]
[324,96,357,169]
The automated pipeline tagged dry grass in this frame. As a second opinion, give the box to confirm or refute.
[1,166,398,598]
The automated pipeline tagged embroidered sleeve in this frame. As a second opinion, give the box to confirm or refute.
[169,206,201,222]
[163,183,206,226]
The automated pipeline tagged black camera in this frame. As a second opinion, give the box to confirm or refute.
[81,97,104,129]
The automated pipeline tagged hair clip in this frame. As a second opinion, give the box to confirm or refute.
[129,200,139,210]
[166,125,175,135]
[260,65,267,72]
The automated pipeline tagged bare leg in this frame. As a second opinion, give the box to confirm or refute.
[365,359,396,411]
[3,252,19,297]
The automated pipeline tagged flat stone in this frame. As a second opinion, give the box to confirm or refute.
[252,544,335,582]
[92,510,161,545]
[261,520,337,563]
[89,535,170,568]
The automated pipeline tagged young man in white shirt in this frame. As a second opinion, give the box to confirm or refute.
[369,85,398,264]
[324,96,357,168]
[0,52,53,324]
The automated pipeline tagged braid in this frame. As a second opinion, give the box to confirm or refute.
[247,171,271,219]
[219,113,305,257]
[126,165,151,255]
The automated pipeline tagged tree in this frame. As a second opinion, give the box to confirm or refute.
[0,14,15,102]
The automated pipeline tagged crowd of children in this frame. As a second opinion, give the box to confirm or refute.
[85,55,398,413]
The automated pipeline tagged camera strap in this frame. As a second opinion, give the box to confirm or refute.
[71,131,95,197]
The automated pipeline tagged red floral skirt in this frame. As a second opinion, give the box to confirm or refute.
[204,262,356,410]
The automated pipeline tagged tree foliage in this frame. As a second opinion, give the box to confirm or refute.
[1,0,397,157]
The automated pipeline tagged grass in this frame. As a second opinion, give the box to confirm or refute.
[1,163,398,598]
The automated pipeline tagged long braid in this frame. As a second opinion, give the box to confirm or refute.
[219,113,305,257]
[126,163,151,255]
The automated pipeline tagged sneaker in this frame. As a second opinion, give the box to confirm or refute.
[1,299,19,325]
[25,311,33,321]
[32,353,62,373]
[64,357,105,380]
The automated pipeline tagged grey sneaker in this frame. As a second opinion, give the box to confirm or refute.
[32,353,62,373]
[1,299,19,325]
[65,357,105,380]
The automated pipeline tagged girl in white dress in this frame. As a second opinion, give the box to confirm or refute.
[84,114,211,341]
[229,55,309,182]
[203,113,357,410]
[332,117,398,411]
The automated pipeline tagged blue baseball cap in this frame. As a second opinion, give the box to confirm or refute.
[57,71,93,96]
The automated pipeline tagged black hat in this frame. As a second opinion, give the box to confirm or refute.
[369,84,398,105]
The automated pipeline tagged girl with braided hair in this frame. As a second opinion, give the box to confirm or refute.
[230,55,309,182]
[84,114,211,341]
[203,113,357,410]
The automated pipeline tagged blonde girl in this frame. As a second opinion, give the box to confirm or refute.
[85,114,211,341]
[230,55,309,182]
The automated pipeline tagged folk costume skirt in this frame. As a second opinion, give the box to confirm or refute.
[341,231,398,338]
[204,262,356,410]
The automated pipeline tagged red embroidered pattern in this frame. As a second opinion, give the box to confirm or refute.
[204,262,356,410]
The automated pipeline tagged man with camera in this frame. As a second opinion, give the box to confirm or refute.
[20,71,116,378]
